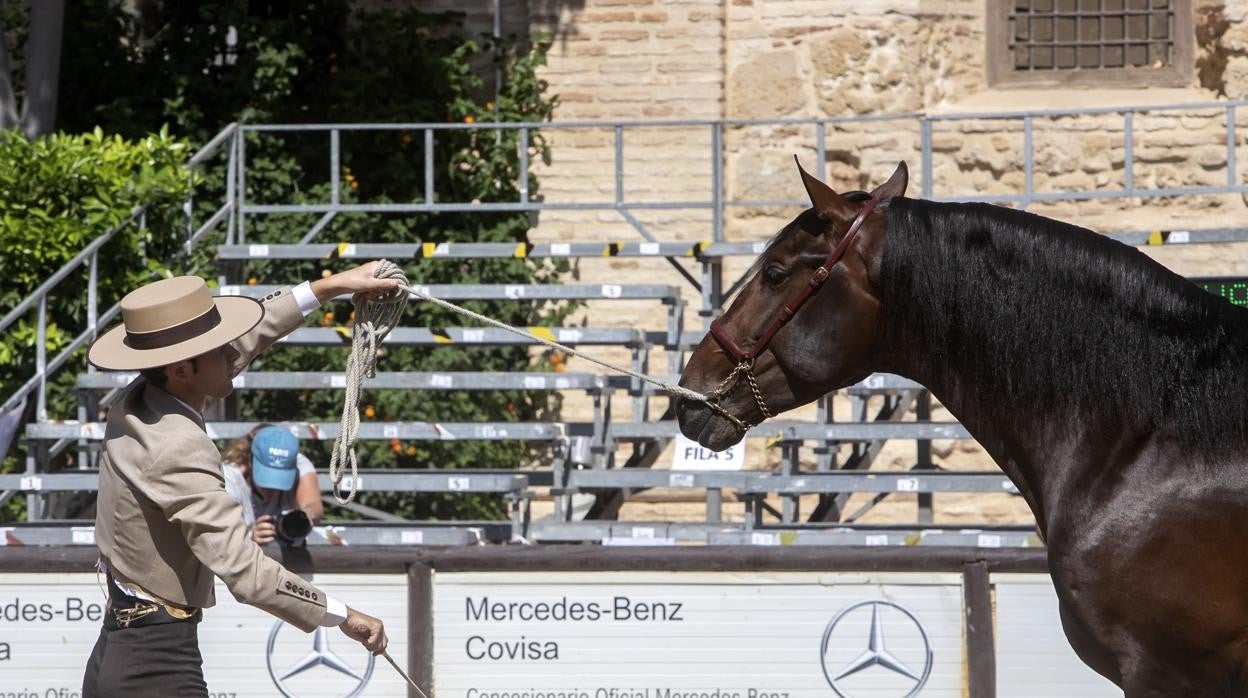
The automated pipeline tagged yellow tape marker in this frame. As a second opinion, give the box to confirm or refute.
[528,327,557,343]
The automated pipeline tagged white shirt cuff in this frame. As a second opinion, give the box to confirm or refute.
[320,594,348,627]
[292,281,321,317]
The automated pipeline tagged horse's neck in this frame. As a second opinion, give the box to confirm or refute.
[871,206,1144,534]
[893,366,1072,530]
[876,290,1138,535]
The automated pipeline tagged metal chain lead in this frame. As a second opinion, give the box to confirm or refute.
[700,360,774,434]
[744,365,776,420]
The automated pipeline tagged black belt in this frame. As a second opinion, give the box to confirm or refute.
[104,572,201,631]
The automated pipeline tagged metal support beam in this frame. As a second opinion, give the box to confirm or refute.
[917,390,934,524]
[964,561,997,698]
[408,563,434,698]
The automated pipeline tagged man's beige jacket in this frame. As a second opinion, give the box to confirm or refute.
[95,287,328,632]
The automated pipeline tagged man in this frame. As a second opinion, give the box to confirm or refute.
[82,263,398,697]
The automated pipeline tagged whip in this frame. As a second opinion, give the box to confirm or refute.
[383,650,430,698]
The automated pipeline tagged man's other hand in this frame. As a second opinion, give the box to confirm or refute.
[339,607,388,655]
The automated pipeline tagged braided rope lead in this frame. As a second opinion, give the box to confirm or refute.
[397,279,710,403]
[330,259,717,504]
[329,260,409,504]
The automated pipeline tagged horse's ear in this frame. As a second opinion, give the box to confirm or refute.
[794,155,855,223]
[871,161,909,202]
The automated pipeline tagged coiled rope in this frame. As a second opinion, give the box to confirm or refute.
[328,261,409,504]
[328,259,713,504]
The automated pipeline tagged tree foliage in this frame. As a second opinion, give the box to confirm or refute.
[3,1,567,523]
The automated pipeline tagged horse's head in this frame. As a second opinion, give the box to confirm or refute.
[676,158,908,450]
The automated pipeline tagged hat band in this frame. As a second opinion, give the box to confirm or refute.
[124,306,223,351]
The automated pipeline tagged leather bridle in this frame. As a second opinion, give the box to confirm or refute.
[702,196,880,432]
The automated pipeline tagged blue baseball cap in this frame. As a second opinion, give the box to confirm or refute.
[250,426,299,491]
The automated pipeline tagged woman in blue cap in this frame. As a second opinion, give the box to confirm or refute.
[222,425,322,544]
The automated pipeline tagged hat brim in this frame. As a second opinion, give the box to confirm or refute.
[252,463,297,491]
[88,296,264,371]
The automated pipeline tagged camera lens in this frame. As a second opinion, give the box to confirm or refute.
[276,509,313,541]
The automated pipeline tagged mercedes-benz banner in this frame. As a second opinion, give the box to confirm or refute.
[0,569,1121,697]
[434,571,967,698]
[0,572,408,697]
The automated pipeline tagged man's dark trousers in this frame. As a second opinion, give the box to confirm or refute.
[82,617,209,697]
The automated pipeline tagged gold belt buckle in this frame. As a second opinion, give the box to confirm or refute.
[113,603,158,627]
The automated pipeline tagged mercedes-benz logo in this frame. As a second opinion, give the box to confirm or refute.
[266,621,376,698]
[819,600,933,697]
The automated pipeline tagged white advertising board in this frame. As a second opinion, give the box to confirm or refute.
[433,571,966,697]
[671,433,746,471]
[0,573,408,697]
[994,574,1119,696]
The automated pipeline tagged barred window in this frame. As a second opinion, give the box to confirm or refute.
[987,0,1194,87]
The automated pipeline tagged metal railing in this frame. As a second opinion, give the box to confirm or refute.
[919,101,1246,203]
[232,101,1248,234]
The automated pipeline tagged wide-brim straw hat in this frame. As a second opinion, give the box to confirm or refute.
[88,276,263,371]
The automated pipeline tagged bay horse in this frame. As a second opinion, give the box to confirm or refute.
[676,159,1248,695]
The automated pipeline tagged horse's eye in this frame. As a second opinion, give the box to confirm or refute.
[764,266,787,286]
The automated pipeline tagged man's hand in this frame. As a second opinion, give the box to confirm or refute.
[339,607,388,655]
[311,261,402,304]
[252,514,276,545]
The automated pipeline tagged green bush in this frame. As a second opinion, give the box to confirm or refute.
[0,127,192,521]
[0,125,192,371]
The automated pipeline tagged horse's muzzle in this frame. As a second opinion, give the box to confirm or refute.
[675,395,745,451]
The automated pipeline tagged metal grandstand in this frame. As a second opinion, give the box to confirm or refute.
[6,103,1248,548]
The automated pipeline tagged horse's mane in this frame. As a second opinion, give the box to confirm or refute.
[879,198,1248,451]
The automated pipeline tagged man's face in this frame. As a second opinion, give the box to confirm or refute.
[184,343,240,400]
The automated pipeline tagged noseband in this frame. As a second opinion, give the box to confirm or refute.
[703,196,879,432]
